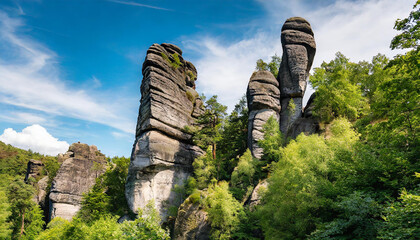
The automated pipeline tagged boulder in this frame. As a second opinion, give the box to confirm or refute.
[248,179,268,210]
[278,17,316,135]
[246,71,280,158]
[173,196,211,240]
[49,142,106,221]
[126,43,204,221]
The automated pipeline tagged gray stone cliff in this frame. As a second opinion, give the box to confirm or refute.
[126,43,204,221]
[49,143,106,221]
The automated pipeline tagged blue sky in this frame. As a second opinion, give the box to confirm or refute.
[0,0,414,157]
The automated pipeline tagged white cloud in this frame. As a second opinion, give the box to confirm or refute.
[184,33,281,111]
[186,0,413,110]
[0,11,136,134]
[0,124,69,156]
[0,112,47,125]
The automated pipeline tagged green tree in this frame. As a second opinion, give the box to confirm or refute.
[192,148,217,189]
[120,200,170,240]
[378,186,420,239]
[0,190,12,239]
[7,178,35,239]
[204,181,244,240]
[255,54,281,77]
[309,192,381,240]
[192,95,227,160]
[390,1,419,50]
[309,52,369,122]
[218,95,249,180]
[258,118,359,239]
[22,205,44,240]
[77,178,110,222]
[230,149,257,201]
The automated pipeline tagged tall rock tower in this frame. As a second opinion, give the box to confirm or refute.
[247,17,317,158]
[278,17,316,135]
[247,71,280,158]
[126,43,203,221]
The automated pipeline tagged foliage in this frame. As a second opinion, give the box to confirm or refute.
[309,192,381,240]
[217,95,249,180]
[77,178,111,222]
[0,190,12,239]
[378,187,420,239]
[230,149,257,201]
[258,118,359,239]
[255,54,282,76]
[22,205,44,240]
[161,52,182,69]
[77,156,130,222]
[193,95,227,159]
[309,52,369,122]
[186,70,196,81]
[120,200,170,240]
[37,203,169,240]
[390,1,420,50]
[203,181,243,240]
[7,178,35,239]
[192,148,217,189]
[258,115,283,166]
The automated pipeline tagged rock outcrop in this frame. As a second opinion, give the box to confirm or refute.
[24,159,44,183]
[247,71,280,158]
[24,159,49,219]
[286,93,320,139]
[126,43,204,221]
[49,143,106,221]
[173,196,211,240]
[248,179,268,210]
[278,17,316,135]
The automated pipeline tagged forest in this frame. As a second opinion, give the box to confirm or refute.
[0,2,419,240]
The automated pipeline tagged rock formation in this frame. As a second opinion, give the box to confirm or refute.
[24,159,44,183]
[247,70,280,158]
[248,179,268,210]
[247,17,316,157]
[286,93,319,139]
[49,143,106,221]
[126,43,204,221]
[24,159,49,219]
[278,17,316,135]
[173,195,211,240]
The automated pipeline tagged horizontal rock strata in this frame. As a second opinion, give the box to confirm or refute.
[126,43,204,221]
[247,70,280,159]
[278,17,316,135]
[49,143,106,221]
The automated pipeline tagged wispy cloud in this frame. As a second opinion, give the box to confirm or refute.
[185,0,413,110]
[0,11,136,133]
[107,0,173,11]
[0,112,47,125]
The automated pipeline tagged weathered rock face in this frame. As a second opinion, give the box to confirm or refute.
[24,159,44,183]
[286,93,320,139]
[248,179,268,210]
[173,196,211,240]
[278,17,316,135]
[24,160,49,219]
[126,43,204,221]
[49,143,106,221]
[247,71,280,158]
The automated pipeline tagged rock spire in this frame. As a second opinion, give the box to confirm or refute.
[125,43,204,221]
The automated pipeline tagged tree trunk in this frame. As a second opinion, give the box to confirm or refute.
[20,211,25,237]
[212,143,216,160]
